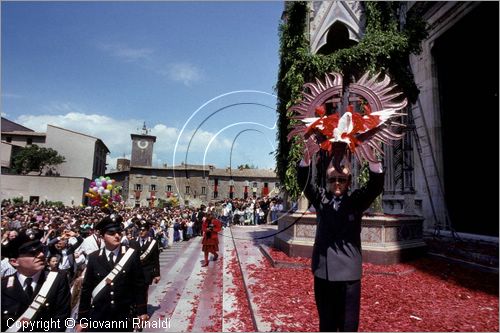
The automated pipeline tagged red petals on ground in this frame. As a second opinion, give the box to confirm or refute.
[186,294,200,332]
[248,258,318,332]
[225,249,255,332]
[267,247,312,265]
[253,249,498,332]
[360,258,498,332]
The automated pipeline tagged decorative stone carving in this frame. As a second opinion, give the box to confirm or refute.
[310,1,366,53]
[295,223,317,239]
[275,213,426,264]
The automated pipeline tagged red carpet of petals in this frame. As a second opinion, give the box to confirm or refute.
[267,247,312,265]
[248,251,498,332]
[202,258,223,332]
[186,294,200,331]
[186,270,205,332]
[248,260,318,332]
[225,250,255,331]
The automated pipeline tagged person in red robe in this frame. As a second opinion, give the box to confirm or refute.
[201,213,222,267]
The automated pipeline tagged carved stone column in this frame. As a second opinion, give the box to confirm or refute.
[274,193,317,258]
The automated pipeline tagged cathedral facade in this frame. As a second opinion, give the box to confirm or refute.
[306,1,498,237]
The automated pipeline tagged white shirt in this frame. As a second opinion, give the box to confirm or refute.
[59,249,73,270]
[17,270,42,292]
[1,258,16,277]
[104,247,120,262]
[138,237,148,247]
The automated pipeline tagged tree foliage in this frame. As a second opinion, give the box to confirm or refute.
[237,164,257,170]
[275,1,428,199]
[12,144,66,175]
[158,196,179,209]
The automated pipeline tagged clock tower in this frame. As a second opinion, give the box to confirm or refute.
[131,122,156,167]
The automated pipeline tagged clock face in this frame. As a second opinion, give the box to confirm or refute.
[137,139,149,149]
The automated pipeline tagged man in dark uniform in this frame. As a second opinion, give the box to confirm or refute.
[298,155,384,332]
[76,215,148,332]
[195,206,205,237]
[128,220,161,297]
[2,236,71,332]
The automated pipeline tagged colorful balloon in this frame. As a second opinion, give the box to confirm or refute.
[85,176,122,208]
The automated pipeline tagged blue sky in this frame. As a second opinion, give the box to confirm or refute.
[2,1,284,171]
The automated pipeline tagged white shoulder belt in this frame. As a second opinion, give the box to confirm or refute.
[6,272,58,332]
[91,248,135,303]
[140,239,157,261]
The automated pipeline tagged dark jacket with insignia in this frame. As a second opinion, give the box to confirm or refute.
[298,164,384,281]
[128,237,160,285]
[77,246,147,325]
[1,271,70,332]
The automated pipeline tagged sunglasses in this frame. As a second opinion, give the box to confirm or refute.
[327,177,349,184]
[104,230,121,236]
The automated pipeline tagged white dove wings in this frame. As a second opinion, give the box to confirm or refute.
[287,71,408,168]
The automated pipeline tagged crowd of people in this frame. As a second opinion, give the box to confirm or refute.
[1,158,382,333]
[0,194,283,332]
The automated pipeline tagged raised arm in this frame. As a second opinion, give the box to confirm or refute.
[351,161,385,212]
[297,158,322,209]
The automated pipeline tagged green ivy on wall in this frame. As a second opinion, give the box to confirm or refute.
[275,1,428,199]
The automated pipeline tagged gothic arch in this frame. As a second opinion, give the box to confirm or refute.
[317,21,358,55]
[310,1,365,54]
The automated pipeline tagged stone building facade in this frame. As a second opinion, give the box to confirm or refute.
[1,118,109,206]
[109,165,279,208]
[307,1,498,237]
[45,125,109,180]
[107,130,279,208]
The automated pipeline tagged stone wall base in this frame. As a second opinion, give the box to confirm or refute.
[362,241,427,265]
[274,212,427,265]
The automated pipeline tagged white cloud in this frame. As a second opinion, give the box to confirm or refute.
[14,108,236,171]
[97,42,202,86]
[98,42,153,63]
[161,62,203,86]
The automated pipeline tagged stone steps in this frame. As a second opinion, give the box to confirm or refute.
[145,226,278,332]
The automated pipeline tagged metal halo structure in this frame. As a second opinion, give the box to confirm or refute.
[288,71,408,165]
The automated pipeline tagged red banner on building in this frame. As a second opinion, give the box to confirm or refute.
[262,186,269,196]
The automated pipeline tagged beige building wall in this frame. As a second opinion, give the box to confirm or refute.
[46,125,107,179]
[1,142,13,168]
[1,175,88,206]
[208,173,279,199]
[0,133,46,148]
[124,169,210,207]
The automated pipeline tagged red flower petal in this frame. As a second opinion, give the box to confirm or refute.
[315,105,326,117]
